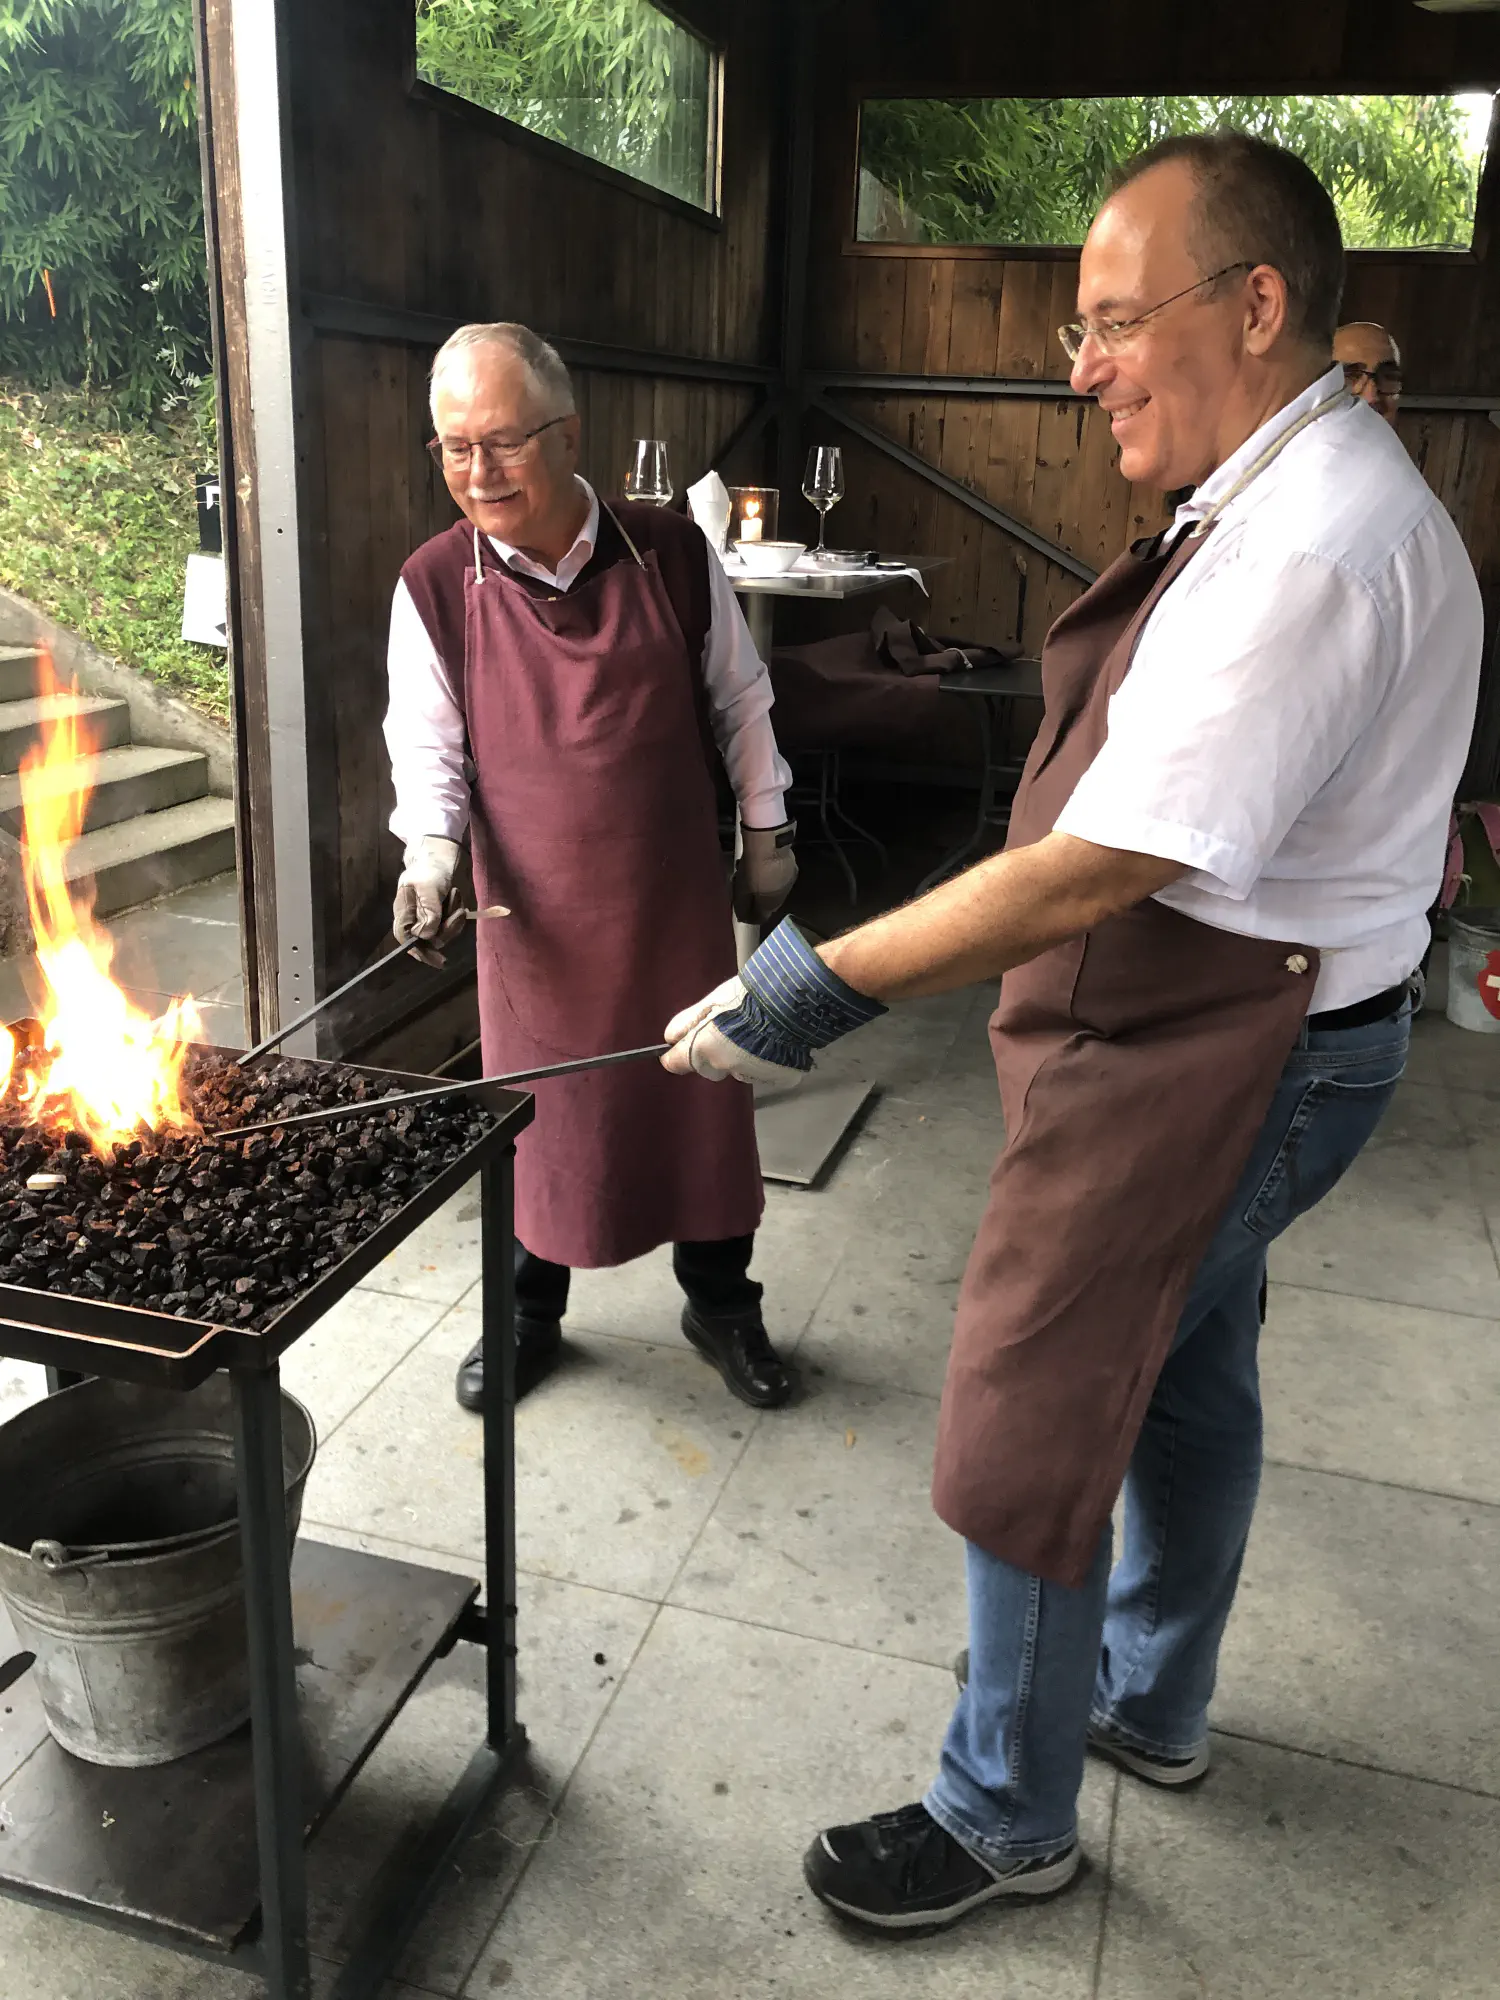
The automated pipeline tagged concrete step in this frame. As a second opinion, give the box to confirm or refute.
[0,646,41,704]
[0,694,132,775]
[64,797,238,919]
[0,745,213,838]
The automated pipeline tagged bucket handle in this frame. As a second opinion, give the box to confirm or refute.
[28,1539,111,1575]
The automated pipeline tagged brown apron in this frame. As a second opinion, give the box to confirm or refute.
[461,517,763,1267]
[931,504,1326,1588]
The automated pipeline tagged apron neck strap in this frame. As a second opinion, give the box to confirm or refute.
[601,500,647,570]
[1189,388,1352,538]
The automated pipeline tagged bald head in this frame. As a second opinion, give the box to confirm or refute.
[1333,321,1401,425]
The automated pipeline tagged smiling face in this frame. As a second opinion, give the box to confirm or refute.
[430,343,582,557]
[1069,159,1299,492]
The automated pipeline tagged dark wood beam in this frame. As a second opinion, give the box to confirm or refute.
[809,393,1098,583]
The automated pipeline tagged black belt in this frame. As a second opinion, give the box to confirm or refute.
[1307,980,1410,1032]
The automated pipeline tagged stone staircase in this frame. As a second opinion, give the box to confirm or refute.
[0,643,236,919]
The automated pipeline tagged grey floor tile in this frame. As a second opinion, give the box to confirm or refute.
[107,904,244,1000]
[466,1606,1111,2000]
[0,1916,342,1999]
[1261,1283,1500,1503]
[308,1310,756,1600]
[1215,1462,1500,1794]
[814,988,975,1096]
[1406,1010,1500,1096]
[671,1380,965,1664]
[1270,1079,1500,1318]
[0,1355,47,1420]
[279,1287,453,1443]
[357,1180,484,1305]
[299,1567,655,1994]
[1098,1733,1500,2000]
[187,995,247,1051]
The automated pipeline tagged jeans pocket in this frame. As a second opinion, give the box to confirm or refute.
[1243,1069,1403,1242]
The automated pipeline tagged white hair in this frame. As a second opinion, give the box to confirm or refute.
[429,322,576,419]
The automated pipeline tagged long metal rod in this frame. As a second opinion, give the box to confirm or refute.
[221,1042,673,1139]
[236,935,417,1065]
[231,1364,310,2000]
[236,907,506,1066]
[810,392,1098,584]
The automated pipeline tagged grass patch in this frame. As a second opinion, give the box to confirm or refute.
[0,377,229,722]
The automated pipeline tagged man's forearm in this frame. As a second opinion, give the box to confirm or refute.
[820,832,1186,1001]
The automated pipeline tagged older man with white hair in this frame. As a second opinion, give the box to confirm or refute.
[384,321,798,1413]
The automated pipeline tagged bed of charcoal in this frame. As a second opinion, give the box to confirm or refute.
[0,1050,495,1328]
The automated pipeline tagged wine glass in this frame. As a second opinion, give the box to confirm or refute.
[625,439,674,507]
[802,445,845,560]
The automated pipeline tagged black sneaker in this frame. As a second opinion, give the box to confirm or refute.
[953,1651,1208,1787]
[802,1802,1079,1935]
[1086,1728,1209,1788]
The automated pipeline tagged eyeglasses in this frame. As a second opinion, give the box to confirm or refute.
[1341,361,1402,397]
[426,415,568,472]
[1057,262,1253,361]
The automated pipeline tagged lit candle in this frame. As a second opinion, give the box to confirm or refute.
[740,500,763,543]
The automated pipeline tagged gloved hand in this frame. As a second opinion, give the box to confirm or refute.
[662,919,887,1085]
[393,835,465,967]
[732,820,798,925]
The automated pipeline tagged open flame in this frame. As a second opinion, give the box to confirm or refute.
[0,650,202,1155]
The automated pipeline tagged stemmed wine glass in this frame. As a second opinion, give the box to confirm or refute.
[802,445,845,560]
[625,439,674,507]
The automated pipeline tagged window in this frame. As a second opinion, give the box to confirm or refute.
[416,0,720,213]
[856,94,1495,251]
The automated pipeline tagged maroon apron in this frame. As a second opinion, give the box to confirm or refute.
[931,519,1322,1587]
[461,517,763,1267]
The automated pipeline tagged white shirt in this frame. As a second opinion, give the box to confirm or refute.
[1056,365,1482,1010]
[385,479,792,840]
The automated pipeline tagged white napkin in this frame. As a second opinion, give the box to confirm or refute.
[686,469,732,553]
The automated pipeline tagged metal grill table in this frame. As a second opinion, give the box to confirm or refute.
[0,1051,534,2000]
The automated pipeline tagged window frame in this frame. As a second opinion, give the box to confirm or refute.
[407,0,726,230]
[842,87,1500,269]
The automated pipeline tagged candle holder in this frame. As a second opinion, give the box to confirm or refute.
[726,486,779,551]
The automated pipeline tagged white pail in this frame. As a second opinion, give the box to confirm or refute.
[1445,910,1500,1034]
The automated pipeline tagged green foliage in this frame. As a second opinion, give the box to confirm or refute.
[0,0,209,415]
[859,95,1488,251]
[416,0,714,211]
[0,376,227,717]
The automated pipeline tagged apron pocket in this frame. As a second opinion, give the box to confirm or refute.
[1242,1065,1405,1241]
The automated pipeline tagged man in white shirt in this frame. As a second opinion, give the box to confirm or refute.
[386,322,798,1413]
[664,135,1480,1935]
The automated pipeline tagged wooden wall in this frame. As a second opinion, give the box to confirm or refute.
[212,0,784,1045]
[798,0,1500,787]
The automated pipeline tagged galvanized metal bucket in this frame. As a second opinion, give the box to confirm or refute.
[0,1375,315,1767]
[1445,908,1500,1034]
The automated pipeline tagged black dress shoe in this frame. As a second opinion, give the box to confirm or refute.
[803,1801,1078,1934]
[679,1304,793,1409]
[455,1318,562,1411]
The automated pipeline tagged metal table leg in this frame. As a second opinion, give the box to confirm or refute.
[916,696,998,894]
[480,1151,520,1751]
[231,1364,311,2000]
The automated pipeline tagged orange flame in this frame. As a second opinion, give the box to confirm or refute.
[2,650,202,1155]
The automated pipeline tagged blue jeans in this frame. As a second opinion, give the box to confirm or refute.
[924,1001,1411,1864]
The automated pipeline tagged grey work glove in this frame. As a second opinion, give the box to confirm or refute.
[394,834,465,967]
[732,820,798,925]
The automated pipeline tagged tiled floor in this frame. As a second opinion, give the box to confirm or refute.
[0,870,245,1047]
[2,959,1499,1997]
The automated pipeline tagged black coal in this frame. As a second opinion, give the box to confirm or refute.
[0,1049,494,1328]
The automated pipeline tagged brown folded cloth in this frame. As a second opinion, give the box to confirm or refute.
[870,605,1023,677]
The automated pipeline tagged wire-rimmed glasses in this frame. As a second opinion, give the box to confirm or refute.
[426,415,568,471]
[1057,262,1252,361]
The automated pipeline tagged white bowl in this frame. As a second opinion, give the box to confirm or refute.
[732,539,806,575]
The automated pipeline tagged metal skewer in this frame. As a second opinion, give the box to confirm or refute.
[219,1042,673,1141]
[235,906,508,1068]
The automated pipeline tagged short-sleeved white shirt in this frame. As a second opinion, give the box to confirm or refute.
[1055,365,1482,1010]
